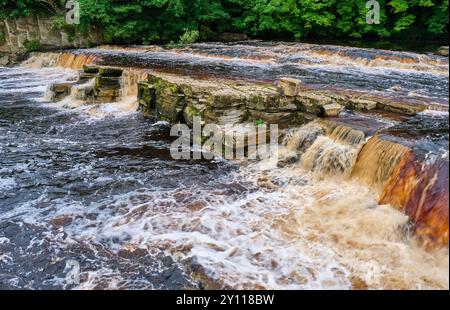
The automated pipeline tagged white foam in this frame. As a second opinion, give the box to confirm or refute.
[0,177,16,191]
[419,109,449,117]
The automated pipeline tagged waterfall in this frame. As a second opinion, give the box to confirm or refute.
[301,136,361,176]
[380,155,449,245]
[281,121,448,246]
[21,49,449,247]
[20,52,97,69]
[351,136,410,192]
[57,52,98,69]
[121,68,150,97]
[280,120,365,177]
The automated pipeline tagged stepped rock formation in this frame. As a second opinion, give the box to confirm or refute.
[36,49,449,247]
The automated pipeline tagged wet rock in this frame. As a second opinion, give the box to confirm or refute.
[435,46,449,57]
[322,103,343,117]
[94,88,121,98]
[249,93,297,112]
[78,71,97,83]
[148,76,186,122]
[377,100,423,115]
[206,92,244,109]
[95,76,121,89]
[0,52,27,66]
[47,82,77,101]
[183,105,203,127]
[347,98,378,111]
[137,82,156,116]
[277,77,301,97]
[217,108,248,126]
[52,83,72,94]
[99,67,123,77]
[72,84,94,101]
[249,110,314,128]
[147,72,317,126]
[139,70,427,129]
[296,92,334,115]
[83,65,99,74]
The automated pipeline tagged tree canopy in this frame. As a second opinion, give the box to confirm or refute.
[1,0,448,44]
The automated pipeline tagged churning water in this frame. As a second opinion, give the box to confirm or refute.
[0,50,449,290]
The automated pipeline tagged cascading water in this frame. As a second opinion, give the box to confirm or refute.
[351,136,411,191]
[0,43,448,290]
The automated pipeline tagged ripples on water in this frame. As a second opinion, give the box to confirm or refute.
[84,42,449,104]
[0,66,448,290]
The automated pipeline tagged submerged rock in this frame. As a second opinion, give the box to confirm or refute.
[46,82,77,101]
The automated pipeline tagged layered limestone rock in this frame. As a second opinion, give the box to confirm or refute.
[139,73,321,127]
[277,77,301,97]
[47,65,123,104]
[137,73,429,128]
[322,103,344,117]
[0,16,102,53]
[46,82,78,101]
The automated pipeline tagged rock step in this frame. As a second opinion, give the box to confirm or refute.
[83,65,100,74]
[137,72,426,127]
[98,67,124,77]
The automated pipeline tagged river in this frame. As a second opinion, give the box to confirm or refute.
[0,42,448,290]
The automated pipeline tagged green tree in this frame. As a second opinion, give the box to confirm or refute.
[0,0,448,43]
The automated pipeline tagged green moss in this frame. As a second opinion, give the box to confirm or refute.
[83,65,99,74]
[24,39,42,52]
[98,67,123,77]
[183,105,202,126]
[255,119,265,126]
[0,30,6,45]
[95,76,121,89]
[138,83,157,115]
[51,15,78,43]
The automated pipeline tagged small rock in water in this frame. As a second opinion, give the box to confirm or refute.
[278,77,301,97]
[323,103,343,117]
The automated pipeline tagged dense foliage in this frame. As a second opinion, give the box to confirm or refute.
[1,0,448,44]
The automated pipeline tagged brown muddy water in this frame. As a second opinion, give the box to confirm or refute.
[0,42,448,290]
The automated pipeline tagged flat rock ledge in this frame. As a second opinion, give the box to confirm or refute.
[47,65,434,128]
[137,72,430,127]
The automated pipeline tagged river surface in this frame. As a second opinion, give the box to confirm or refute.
[83,42,449,107]
[0,42,449,290]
